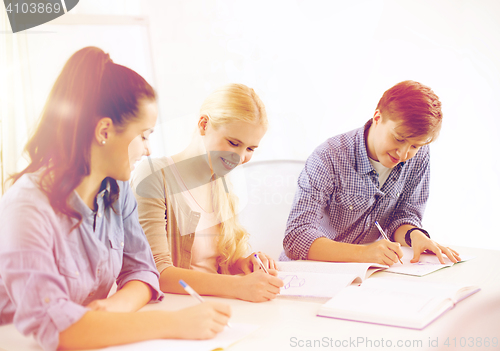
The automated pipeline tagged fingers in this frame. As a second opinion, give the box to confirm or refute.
[209,301,232,318]
[439,245,461,263]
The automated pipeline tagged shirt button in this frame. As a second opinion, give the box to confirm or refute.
[97,269,100,275]
[44,297,50,303]
[97,212,102,218]
[349,205,353,210]
[121,242,124,247]
[396,192,400,197]
[75,271,79,276]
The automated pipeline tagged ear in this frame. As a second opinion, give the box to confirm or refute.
[198,115,209,136]
[95,117,113,145]
[373,110,383,126]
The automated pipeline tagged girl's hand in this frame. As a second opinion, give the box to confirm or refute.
[234,271,283,302]
[168,302,232,339]
[234,252,277,274]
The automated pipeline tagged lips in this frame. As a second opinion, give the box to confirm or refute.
[388,154,400,164]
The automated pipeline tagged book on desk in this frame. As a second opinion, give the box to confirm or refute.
[316,278,480,329]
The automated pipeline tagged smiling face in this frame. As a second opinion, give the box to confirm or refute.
[199,116,266,177]
[366,110,428,168]
[104,99,158,181]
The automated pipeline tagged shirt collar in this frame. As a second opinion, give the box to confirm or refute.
[70,178,111,217]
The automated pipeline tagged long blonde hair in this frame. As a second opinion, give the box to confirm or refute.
[200,83,267,273]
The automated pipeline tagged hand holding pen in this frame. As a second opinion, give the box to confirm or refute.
[179,280,233,328]
[373,221,404,265]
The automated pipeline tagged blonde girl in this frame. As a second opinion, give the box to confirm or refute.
[132,84,283,302]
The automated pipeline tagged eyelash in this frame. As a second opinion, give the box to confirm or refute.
[395,137,419,149]
[228,140,254,152]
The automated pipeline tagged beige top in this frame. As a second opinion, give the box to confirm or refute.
[131,157,221,274]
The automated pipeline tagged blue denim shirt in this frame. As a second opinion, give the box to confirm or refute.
[0,173,163,351]
[282,122,430,260]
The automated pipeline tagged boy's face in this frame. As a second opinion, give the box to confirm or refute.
[366,110,428,168]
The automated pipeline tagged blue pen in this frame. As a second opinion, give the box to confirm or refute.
[179,279,204,302]
[179,280,232,327]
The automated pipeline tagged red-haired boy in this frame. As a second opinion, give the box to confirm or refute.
[282,81,460,265]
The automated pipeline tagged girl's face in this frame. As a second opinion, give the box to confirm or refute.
[201,118,267,177]
[105,99,158,181]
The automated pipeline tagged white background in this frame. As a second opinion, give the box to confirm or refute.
[2,0,499,250]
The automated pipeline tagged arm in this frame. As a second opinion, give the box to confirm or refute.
[58,302,231,350]
[307,237,403,266]
[85,280,152,312]
[282,149,336,260]
[159,265,283,303]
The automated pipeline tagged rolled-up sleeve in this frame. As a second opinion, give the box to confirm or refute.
[0,202,88,351]
[386,146,430,239]
[117,181,164,302]
[283,147,336,260]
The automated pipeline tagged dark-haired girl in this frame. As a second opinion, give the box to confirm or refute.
[0,47,230,351]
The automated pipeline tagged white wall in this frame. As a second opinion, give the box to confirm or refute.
[142,0,500,250]
[3,0,499,250]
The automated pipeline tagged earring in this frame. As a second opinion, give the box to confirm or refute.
[101,140,106,145]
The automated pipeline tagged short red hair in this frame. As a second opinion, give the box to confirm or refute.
[376,80,442,143]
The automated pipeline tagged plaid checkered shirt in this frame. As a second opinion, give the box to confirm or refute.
[282,121,430,260]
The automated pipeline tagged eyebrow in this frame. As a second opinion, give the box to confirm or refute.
[143,127,154,133]
[228,137,259,148]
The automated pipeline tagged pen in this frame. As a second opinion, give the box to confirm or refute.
[253,253,269,274]
[374,221,403,264]
[179,280,232,328]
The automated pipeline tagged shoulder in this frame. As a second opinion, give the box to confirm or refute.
[130,157,171,198]
[306,126,361,173]
[0,174,60,249]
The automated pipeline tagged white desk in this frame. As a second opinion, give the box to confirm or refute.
[2,246,499,351]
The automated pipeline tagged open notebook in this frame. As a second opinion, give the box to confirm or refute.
[317,278,480,329]
[102,323,259,351]
[276,261,388,298]
[385,247,474,276]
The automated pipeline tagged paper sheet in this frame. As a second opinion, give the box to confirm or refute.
[102,323,260,351]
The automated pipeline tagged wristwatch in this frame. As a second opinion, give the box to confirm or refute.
[405,228,430,247]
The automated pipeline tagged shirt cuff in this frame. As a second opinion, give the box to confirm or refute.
[284,230,327,260]
[117,271,164,303]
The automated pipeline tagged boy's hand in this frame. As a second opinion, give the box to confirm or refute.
[362,239,403,266]
[409,231,461,264]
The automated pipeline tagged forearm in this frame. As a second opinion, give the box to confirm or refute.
[307,237,365,262]
[106,280,153,312]
[159,266,239,298]
[58,310,175,350]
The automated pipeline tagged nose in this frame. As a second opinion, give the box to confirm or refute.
[396,144,411,161]
[143,139,151,157]
[240,150,254,165]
